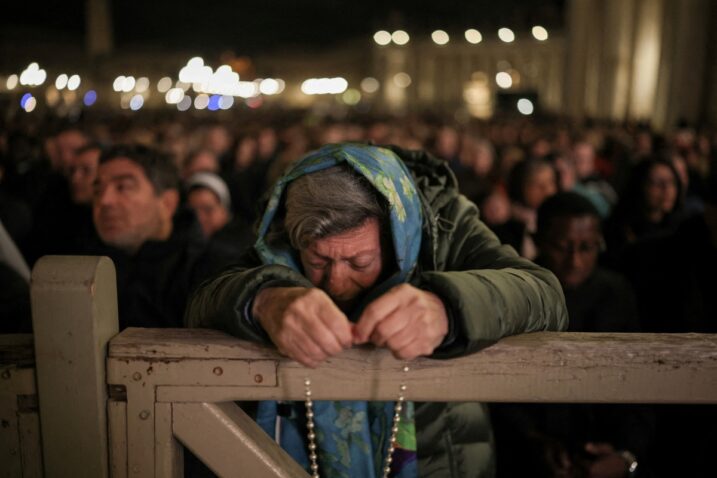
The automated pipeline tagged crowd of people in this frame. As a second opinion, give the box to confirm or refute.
[1,109,715,477]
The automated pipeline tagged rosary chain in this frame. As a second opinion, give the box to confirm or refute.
[304,363,410,478]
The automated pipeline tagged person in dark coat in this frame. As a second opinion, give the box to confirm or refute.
[89,144,234,330]
[493,192,652,478]
[186,143,568,477]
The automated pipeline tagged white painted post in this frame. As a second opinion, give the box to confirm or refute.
[31,256,118,478]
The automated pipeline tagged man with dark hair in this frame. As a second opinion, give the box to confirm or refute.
[91,144,231,330]
[493,192,650,478]
[187,143,567,478]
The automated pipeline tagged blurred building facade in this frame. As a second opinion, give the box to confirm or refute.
[1,0,716,131]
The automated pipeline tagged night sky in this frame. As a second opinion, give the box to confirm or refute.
[4,0,564,55]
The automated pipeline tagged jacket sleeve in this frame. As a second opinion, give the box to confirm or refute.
[184,249,313,344]
[415,194,568,358]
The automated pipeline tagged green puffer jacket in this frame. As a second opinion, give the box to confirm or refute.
[185,145,568,478]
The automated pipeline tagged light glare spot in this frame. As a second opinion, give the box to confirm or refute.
[7,74,19,90]
[373,30,391,46]
[129,94,144,111]
[393,72,412,88]
[532,26,549,41]
[432,30,450,45]
[157,77,172,93]
[113,76,125,92]
[496,72,513,89]
[342,88,361,105]
[24,96,37,112]
[219,95,234,109]
[83,90,97,106]
[360,77,379,93]
[498,28,515,43]
[135,77,150,93]
[517,98,534,115]
[208,95,221,111]
[165,88,185,104]
[392,30,410,45]
[465,29,482,44]
[259,78,280,95]
[194,94,209,109]
[67,75,81,91]
[20,93,32,108]
[301,77,348,95]
[121,76,136,92]
[177,96,192,111]
[55,74,69,90]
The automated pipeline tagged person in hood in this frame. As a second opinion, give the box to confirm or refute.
[186,143,568,478]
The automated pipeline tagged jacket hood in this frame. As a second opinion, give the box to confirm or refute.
[254,143,423,303]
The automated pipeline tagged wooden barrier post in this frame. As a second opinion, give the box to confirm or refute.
[31,256,118,478]
[0,334,42,477]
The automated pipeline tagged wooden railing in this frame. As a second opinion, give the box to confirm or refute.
[1,256,716,477]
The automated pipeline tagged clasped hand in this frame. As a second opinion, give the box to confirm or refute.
[252,284,449,367]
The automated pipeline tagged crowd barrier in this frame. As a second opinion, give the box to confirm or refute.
[1,256,716,477]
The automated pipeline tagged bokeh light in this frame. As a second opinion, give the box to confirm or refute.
[157,77,173,93]
[121,76,136,92]
[55,74,69,90]
[517,98,534,115]
[465,29,483,44]
[498,28,515,43]
[432,30,450,45]
[208,94,221,111]
[113,76,125,92]
[360,77,380,93]
[165,88,185,104]
[342,88,361,105]
[6,75,18,90]
[83,90,97,106]
[532,26,549,41]
[135,77,150,93]
[177,95,192,111]
[392,30,410,45]
[496,72,513,88]
[67,75,81,91]
[194,94,209,109]
[23,96,37,113]
[301,77,348,95]
[20,93,33,108]
[373,30,391,46]
[393,72,412,88]
[259,78,280,95]
[219,95,234,109]
[129,94,144,111]
[20,63,46,86]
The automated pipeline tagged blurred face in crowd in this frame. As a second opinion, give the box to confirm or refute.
[183,151,219,180]
[460,138,495,177]
[540,214,602,289]
[572,142,595,180]
[187,188,230,238]
[523,164,557,210]
[93,158,178,254]
[299,218,385,312]
[435,126,460,160]
[644,163,678,219]
[68,148,100,205]
[55,129,88,172]
[203,126,232,156]
[235,136,258,170]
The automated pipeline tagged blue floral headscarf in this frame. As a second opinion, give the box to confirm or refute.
[254,143,422,478]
